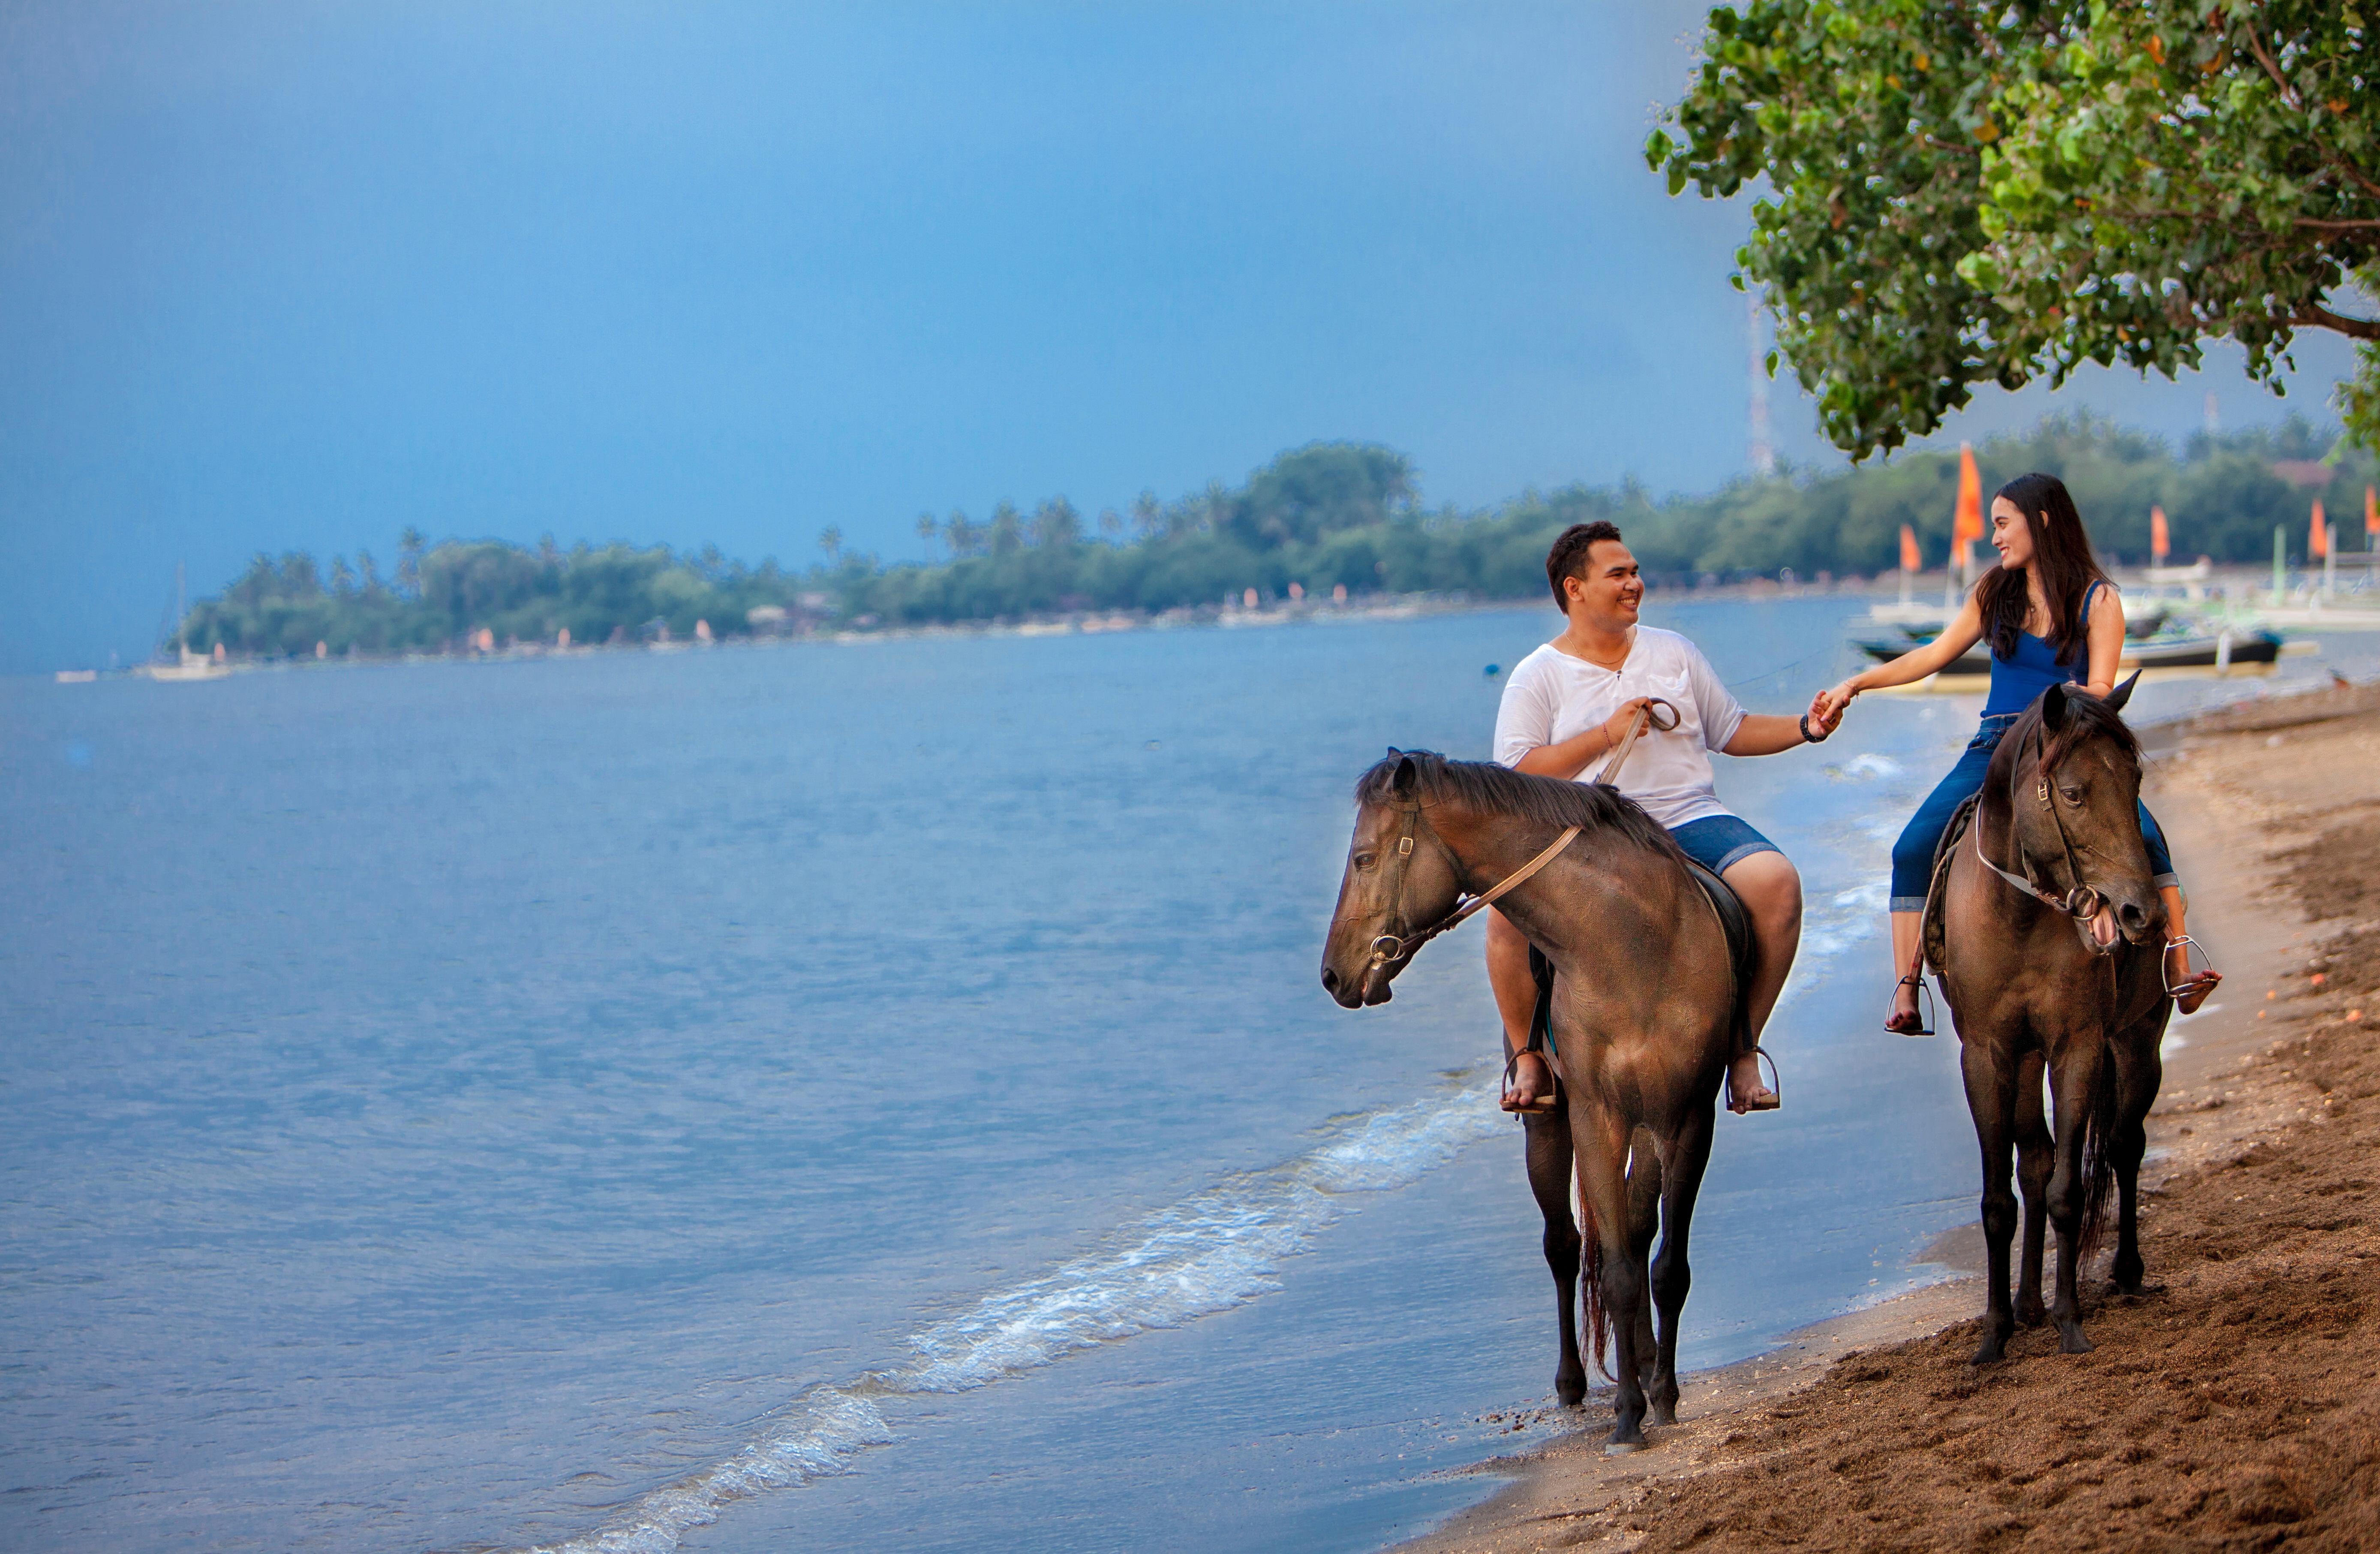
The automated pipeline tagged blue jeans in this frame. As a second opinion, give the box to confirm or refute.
[1889,714,2179,911]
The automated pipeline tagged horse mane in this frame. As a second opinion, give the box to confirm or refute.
[1353,750,1684,860]
[1990,685,2143,788]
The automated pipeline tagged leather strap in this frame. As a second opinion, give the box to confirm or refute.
[1598,697,1680,792]
[1366,823,1582,974]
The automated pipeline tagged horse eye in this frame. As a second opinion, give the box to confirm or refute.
[2059,786,2083,804]
[1355,852,1377,870]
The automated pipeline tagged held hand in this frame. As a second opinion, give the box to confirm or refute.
[1810,681,1857,732]
[1601,696,1656,750]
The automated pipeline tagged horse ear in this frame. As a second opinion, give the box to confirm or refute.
[2104,670,2141,714]
[2041,682,2068,729]
[1391,754,1418,798]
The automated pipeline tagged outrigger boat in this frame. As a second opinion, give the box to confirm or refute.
[1855,621,2289,685]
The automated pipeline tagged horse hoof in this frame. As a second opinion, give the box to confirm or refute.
[2058,1330,2095,1355]
[2015,1300,2046,1328]
[1556,1382,1586,1408]
[1971,1341,2005,1366]
[1604,1439,1647,1456]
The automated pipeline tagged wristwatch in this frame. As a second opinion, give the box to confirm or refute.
[1799,712,1828,744]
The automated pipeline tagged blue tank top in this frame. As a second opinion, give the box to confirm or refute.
[1980,581,2104,717]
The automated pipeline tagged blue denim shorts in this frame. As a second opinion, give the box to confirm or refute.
[1669,813,1782,876]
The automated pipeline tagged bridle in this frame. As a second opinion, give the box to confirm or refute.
[1346,703,1676,996]
[1356,811,1581,994]
[1972,724,2109,928]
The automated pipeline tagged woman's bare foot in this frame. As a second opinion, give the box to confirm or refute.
[1884,973,1932,1035]
[1501,1048,1557,1114]
[1726,1049,1779,1114]
[2165,939,2221,1015]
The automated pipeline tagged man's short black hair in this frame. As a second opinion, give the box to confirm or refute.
[1546,521,1626,607]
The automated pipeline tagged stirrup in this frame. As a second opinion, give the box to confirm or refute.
[1727,1045,1781,1113]
[1502,1047,1558,1116]
[1884,973,1935,1037]
[2164,935,2221,1003]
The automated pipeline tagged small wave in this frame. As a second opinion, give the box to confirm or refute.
[525,1077,1505,1554]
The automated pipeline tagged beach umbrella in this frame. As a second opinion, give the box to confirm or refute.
[2150,506,2169,563]
[2311,500,2329,558]
[2366,485,2377,548]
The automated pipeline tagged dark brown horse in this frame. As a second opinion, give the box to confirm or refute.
[1925,678,2171,1361]
[1319,750,1743,1452]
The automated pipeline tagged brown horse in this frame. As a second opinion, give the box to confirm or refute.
[1319,750,1743,1452]
[1925,678,2171,1361]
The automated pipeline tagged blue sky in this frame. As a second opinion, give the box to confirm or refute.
[0,2,2357,672]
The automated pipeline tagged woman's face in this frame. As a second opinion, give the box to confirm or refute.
[1989,496,2036,570]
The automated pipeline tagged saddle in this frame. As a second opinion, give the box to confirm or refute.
[1526,858,1757,1059]
[1920,794,1982,977]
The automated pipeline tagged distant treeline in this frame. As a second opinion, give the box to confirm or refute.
[181,416,2375,658]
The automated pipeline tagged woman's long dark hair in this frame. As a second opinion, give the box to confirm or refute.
[1972,472,2111,665]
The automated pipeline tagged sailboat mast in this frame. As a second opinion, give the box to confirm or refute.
[176,561,188,656]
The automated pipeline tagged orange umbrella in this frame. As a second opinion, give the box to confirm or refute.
[2311,500,2329,558]
[2365,485,2377,538]
[2149,505,2169,562]
[1899,523,1921,572]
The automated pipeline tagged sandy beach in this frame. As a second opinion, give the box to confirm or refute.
[1406,678,2380,1553]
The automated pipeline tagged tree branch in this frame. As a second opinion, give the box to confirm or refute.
[2242,22,2302,112]
[2295,303,2380,341]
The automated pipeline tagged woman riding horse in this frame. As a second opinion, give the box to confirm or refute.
[1811,472,2221,1028]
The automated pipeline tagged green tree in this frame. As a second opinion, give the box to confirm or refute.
[1650,1,2380,458]
[916,511,938,559]
[818,525,843,563]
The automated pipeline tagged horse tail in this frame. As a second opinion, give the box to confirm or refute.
[1571,1158,1611,1381]
[2077,1037,2121,1265]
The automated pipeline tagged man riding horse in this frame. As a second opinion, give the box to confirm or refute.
[1490,521,1829,1117]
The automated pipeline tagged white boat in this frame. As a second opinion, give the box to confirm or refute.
[136,565,230,681]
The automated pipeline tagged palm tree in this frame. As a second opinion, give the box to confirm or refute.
[989,502,1023,555]
[819,526,843,565]
[1132,491,1163,540]
[1098,508,1124,541]
[1029,497,1081,549]
[397,526,426,596]
[916,512,939,561]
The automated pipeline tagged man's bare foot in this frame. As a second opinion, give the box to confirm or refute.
[1725,1048,1779,1114]
[1502,1048,1557,1114]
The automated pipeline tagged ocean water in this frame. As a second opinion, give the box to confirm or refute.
[6,599,2374,1554]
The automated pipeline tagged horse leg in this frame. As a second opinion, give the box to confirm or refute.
[2108,1017,2165,1295]
[2014,1050,2052,1328]
[1572,1112,1647,1452]
[1522,1108,1586,1405]
[2044,1044,2104,1354]
[1625,1128,1662,1401]
[1646,1106,1714,1428]
[1960,1033,2022,1364]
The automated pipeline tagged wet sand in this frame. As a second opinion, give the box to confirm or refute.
[1405,680,2380,1553]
